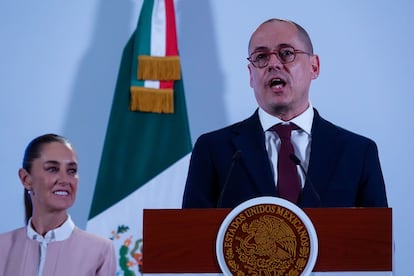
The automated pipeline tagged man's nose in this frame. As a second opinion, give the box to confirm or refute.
[268,53,282,70]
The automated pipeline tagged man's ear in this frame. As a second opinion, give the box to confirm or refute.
[311,54,320,80]
[248,63,254,88]
[18,168,32,190]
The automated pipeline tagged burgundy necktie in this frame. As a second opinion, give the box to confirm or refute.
[272,124,301,203]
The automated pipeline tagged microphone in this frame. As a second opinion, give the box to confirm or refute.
[289,153,322,207]
[217,150,241,208]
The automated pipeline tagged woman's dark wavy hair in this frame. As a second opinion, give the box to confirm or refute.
[22,133,72,224]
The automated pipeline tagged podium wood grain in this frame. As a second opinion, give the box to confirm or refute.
[142,208,392,273]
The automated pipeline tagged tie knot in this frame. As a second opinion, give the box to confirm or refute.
[272,123,296,139]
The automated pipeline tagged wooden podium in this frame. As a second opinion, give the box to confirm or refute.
[142,208,392,273]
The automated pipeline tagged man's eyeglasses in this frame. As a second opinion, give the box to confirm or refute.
[247,47,310,68]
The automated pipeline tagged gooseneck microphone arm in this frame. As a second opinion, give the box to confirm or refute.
[217,150,241,208]
[289,153,322,207]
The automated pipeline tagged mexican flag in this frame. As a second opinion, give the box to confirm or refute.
[86,0,192,274]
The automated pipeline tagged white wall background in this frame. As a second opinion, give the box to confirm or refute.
[1,0,412,274]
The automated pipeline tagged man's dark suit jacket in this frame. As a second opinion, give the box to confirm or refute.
[182,109,388,208]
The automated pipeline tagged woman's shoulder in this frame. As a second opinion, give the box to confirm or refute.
[0,227,26,241]
[0,227,27,262]
[70,227,113,247]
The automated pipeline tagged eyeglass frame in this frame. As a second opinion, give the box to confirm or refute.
[247,47,311,68]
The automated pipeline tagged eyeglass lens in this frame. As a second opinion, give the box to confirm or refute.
[249,47,296,67]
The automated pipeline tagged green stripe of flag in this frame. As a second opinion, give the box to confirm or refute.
[131,0,153,88]
[88,0,191,220]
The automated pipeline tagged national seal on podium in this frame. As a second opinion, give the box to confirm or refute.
[216,196,318,276]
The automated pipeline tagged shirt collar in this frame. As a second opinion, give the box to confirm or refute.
[27,215,75,243]
[258,103,314,135]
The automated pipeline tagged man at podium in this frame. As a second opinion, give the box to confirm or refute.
[182,18,388,209]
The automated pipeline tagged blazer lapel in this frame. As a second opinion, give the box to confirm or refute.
[307,109,341,195]
[231,110,277,195]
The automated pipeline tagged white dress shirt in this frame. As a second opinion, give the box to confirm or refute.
[258,104,314,188]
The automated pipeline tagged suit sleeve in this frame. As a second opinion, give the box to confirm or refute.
[357,140,388,207]
[182,134,220,208]
[96,238,117,276]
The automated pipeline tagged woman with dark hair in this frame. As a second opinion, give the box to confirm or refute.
[0,134,116,275]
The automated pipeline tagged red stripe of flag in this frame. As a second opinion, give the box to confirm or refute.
[160,0,177,89]
[165,0,178,55]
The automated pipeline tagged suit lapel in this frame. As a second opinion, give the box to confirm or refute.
[231,110,277,195]
[307,110,341,195]
[225,109,342,203]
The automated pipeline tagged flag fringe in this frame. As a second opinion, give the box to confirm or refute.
[137,56,181,81]
[130,86,174,114]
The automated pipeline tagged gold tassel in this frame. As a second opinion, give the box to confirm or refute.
[130,86,174,114]
[137,56,181,81]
